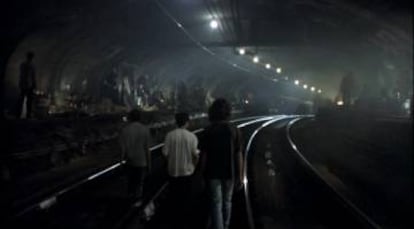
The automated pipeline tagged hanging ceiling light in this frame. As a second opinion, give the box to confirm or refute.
[276,67,282,74]
[210,19,218,29]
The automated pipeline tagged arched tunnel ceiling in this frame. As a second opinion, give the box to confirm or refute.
[1,0,412,107]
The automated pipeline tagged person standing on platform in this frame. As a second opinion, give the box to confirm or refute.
[162,112,199,229]
[119,109,151,201]
[17,51,37,118]
[199,98,243,229]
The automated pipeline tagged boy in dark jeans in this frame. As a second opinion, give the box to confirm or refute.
[199,98,243,229]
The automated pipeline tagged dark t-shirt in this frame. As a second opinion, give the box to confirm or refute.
[19,61,36,90]
[199,122,242,179]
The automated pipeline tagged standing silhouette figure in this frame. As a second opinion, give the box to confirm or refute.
[17,52,36,118]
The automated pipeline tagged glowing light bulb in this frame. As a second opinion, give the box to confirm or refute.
[210,20,218,29]
[276,67,282,74]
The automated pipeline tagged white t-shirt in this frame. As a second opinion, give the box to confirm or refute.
[163,128,199,177]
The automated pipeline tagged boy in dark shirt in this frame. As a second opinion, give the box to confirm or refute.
[199,98,243,229]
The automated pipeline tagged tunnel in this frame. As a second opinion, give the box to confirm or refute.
[0,0,412,229]
[1,0,412,116]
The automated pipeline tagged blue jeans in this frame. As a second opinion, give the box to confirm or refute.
[207,179,234,229]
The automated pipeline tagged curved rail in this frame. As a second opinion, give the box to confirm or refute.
[135,116,278,209]
[242,115,297,229]
[285,117,382,229]
[14,115,269,218]
[114,116,279,228]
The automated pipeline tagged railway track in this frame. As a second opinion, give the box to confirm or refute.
[118,115,280,229]
[7,113,211,218]
[242,115,382,229]
[242,115,297,229]
[7,116,273,229]
[8,115,384,229]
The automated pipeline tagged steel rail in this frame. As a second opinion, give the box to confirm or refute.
[13,115,266,218]
[114,116,278,229]
[242,115,297,229]
[11,113,253,159]
[285,117,382,229]
[135,116,277,211]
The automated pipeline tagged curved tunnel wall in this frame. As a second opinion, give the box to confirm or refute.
[2,0,412,114]
[4,29,266,111]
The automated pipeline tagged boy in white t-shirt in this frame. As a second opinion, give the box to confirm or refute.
[162,112,199,229]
